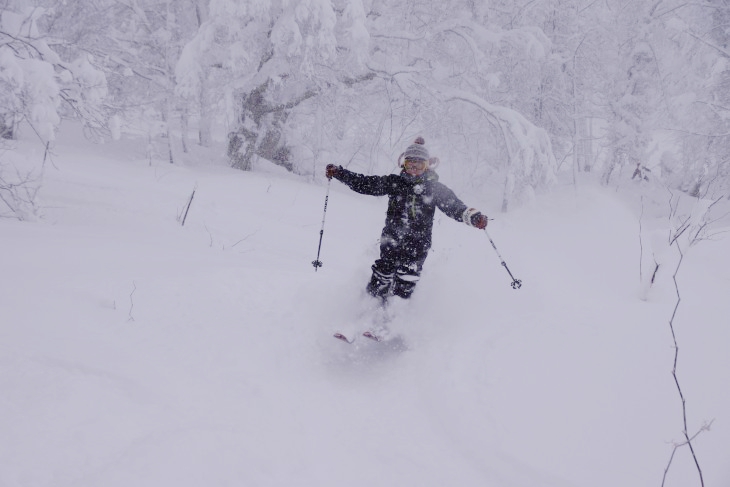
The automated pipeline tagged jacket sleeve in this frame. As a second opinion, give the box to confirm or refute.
[334,167,394,196]
[433,182,468,222]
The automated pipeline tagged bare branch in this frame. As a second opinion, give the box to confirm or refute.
[661,190,716,486]
[662,421,715,487]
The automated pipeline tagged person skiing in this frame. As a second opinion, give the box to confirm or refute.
[326,136,488,302]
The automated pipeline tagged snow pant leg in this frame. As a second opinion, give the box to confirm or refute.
[392,237,429,299]
[365,236,400,298]
[392,258,426,299]
[367,235,429,299]
[366,262,395,298]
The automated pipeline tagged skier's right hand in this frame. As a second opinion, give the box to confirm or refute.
[326,164,340,179]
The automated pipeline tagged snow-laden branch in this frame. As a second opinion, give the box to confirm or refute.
[429,18,551,60]
[366,18,551,82]
[681,28,730,59]
[443,89,557,210]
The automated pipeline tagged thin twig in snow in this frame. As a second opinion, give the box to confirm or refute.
[127,281,137,322]
[232,228,260,248]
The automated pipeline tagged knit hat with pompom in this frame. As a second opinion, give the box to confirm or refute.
[403,136,429,161]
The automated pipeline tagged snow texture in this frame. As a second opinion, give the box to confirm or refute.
[1,122,729,487]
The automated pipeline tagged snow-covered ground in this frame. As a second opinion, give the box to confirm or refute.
[2,124,729,487]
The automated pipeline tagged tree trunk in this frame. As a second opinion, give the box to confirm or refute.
[199,77,213,147]
[603,149,621,185]
[162,97,175,164]
[0,115,16,140]
[180,108,189,153]
[228,80,317,171]
[228,128,257,171]
[584,118,593,172]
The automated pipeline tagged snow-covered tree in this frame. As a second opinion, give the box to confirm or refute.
[360,0,558,207]
[603,37,661,185]
[42,0,199,150]
[174,0,559,209]
[663,1,730,197]
[1,6,62,141]
[176,0,371,171]
[9,0,730,205]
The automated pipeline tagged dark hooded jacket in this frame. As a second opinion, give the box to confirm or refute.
[333,167,468,255]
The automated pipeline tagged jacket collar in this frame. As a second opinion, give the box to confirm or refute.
[400,169,439,183]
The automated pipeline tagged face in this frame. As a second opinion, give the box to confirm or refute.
[403,158,428,176]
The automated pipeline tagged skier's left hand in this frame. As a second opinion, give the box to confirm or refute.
[471,212,488,229]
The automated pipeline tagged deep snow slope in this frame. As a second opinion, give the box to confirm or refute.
[1,128,729,487]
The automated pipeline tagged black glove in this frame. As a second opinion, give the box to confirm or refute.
[325,164,340,179]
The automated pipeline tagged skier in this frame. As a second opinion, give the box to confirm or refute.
[326,136,489,302]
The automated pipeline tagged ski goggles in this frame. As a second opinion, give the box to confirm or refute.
[403,158,428,169]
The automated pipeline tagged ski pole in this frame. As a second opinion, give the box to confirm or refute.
[312,179,332,271]
[484,228,522,289]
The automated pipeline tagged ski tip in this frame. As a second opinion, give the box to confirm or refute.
[362,331,383,342]
[333,332,354,344]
